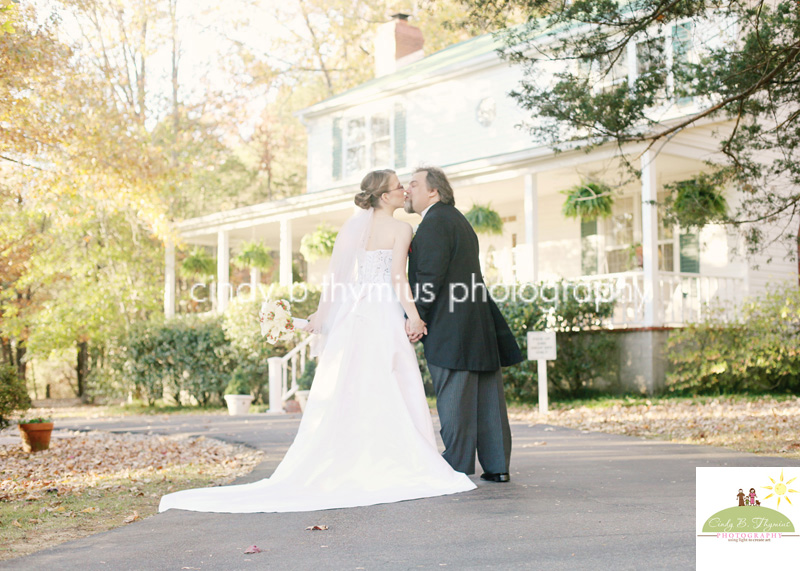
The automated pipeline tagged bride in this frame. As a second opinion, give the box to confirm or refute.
[158,169,476,514]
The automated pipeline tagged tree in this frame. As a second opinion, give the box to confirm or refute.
[461,0,800,264]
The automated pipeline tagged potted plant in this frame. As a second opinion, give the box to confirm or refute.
[300,225,338,262]
[665,173,728,229]
[464,204,504,235]
[180,247,217,278]
[18,417,54,453]
[561,181,615,220]
[223,368,254,416]
[294,360,317,412]
[233,241,274,272]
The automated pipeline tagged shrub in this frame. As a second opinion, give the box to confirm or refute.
[493,282,618,400]
[416,282,618,401]
[0,364,31,428]
[296,359,316,391]
[112,315,236,406]
[666,286,800,395]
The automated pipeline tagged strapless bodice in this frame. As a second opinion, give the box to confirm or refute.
[357,249,392,284]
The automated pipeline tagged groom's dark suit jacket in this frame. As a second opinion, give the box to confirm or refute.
[408,202,523,372]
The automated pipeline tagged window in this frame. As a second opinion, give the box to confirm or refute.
[370,114,391,169]
[332,105,407,180]
[580,197,636,275]
[345,118,366,176]
[603,196,636,273]
[584,46,628,94]
[672,21,695,105]
[635,37,667,99]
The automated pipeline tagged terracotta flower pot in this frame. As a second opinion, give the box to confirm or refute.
[18,422,54,453]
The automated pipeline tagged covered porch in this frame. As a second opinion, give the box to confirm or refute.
[164,143,746,329]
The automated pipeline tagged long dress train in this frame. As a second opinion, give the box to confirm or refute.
[158,248,476,513]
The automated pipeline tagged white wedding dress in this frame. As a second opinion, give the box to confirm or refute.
[159,248,476,514]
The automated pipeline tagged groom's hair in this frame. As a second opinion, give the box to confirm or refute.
[415,166,455,206]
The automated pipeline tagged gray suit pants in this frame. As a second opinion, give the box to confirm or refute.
[428,365,512,475]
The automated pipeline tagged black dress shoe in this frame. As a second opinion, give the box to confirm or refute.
[480,472,510,483]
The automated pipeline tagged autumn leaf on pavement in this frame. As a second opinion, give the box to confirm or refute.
[123,511,139,524]
[305,525,329,531]
[243,545,263,554]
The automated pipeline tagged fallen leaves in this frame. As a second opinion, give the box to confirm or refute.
[243,545,263,554]
[509,396,800,457]
[306,525,328,531]
[0,430,264,503]
[122,511,139,524]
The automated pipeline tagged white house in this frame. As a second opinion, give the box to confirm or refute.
[167,14,798,393]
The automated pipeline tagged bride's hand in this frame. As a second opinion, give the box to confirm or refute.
[406,317,426,342]
[305,312,320,333]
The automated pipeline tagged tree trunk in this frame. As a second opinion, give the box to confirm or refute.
[1,337,12,367]
[15,339,26,381]
[77,340,89,398]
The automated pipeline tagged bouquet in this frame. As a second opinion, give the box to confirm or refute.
[259,299,308,344]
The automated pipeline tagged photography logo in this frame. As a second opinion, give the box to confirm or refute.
[699,469,797,541]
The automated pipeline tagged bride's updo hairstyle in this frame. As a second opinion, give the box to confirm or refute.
[354,169,395,209]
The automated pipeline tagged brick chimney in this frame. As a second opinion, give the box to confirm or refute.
[374,14,424,77]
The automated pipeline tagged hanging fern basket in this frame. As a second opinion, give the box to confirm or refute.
[233,241,273,271]
[561,182,615,220]
[666,174,728,229]
[464,204,504,235]
[180,247,217,278]
[300,225,338,262]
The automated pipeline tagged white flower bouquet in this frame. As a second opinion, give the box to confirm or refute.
[259,299,308,344]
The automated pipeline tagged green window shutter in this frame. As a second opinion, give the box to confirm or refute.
[679,231,700,273]
[332,117,342,180]
[581,219,598,275]
[394,103,406,169]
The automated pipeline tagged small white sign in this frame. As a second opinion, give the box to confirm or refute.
[527,331,556,361]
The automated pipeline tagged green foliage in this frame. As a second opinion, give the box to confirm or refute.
[492,282,618,399]
[109,316,236,407]
[221,286,320,402]
[666,286,800,395]
[561,182,614,221]
[18,417,51,424]
[489,0,800,257]
[664,173,728,229]
[225,367,253,395]
[181,247,216,278]
[296,359,317,391]
[464,204,504,235]
[300,225,338,262]
[233,241,273,272]
[0,364,31,428]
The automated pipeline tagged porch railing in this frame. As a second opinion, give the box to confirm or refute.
[267,335,314,414]
[573,271,745,327]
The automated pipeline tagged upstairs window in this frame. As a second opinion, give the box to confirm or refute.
[332,105,407,181]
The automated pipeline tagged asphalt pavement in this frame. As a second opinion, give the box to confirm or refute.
[4,412,799,570]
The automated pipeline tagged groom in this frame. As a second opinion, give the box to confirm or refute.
[405,166,523,482]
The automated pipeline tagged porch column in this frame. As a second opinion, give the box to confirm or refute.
[522,172,539,282]
[250,267,261,298]
[217,229,230,313]
[164,239,176,318]
[641,150,660,326]
[279,218,293,287]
